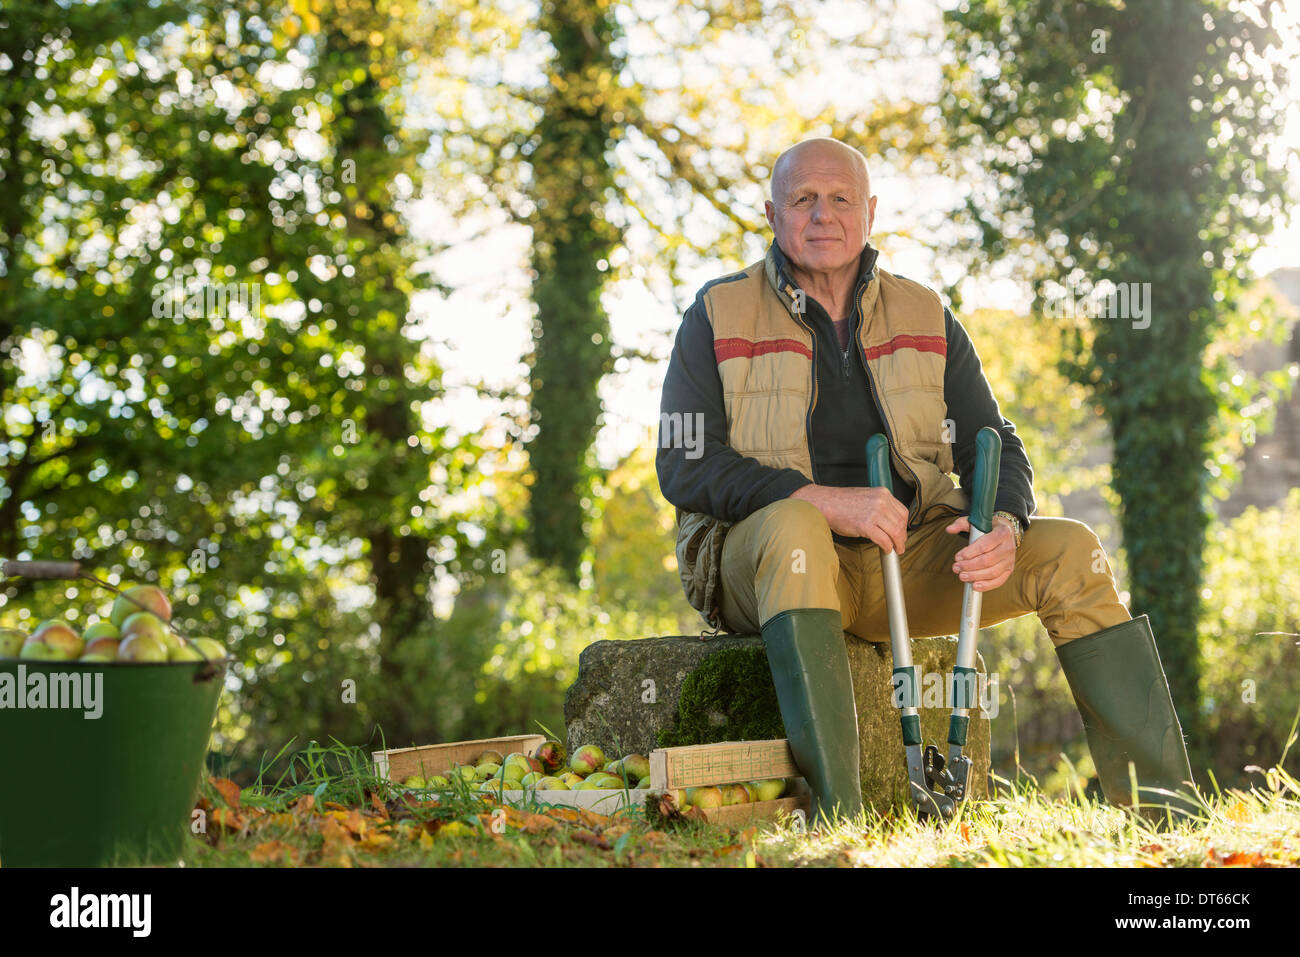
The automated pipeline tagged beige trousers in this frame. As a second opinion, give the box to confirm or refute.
[717,498,1131,645]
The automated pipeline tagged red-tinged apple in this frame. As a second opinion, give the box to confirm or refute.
[30,621,83,659]
[533,740,567,774]
[82,637,121,659]
[117,632,170,662]
[120,612,170,646]
[110,584,172,627]
[622,754,650,781]
[691,787,725,809]
[569,745,606,776]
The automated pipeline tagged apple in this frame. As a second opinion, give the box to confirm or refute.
[403,775,427,789]
[665,788,690,809]
[533,740,567,774]
[500,764,526,783]
[475,762,502,781]
[20,641,64,661]
[448,765,477,783]
[691,786,725,809]
[110,584,172,628]
[82,636,121,659]
[82,621,120,643]
[535,776,567,790]
[559,772,585,788]
[520,771,544,788]
[0,627,28,658]
[117,632,170,663]
[190,637,227,660]
[425,775,450,789]
[29,621,84,660]
[120,611,171,646]
[722,784,751,806]
[751,779,787,802]
[635,776,651,790]
[504,753,542,776]
[570,745,606,776]
[474,749,504,766]
[584,773,624,789]
[622,754,650,781]
[169,642,205,662]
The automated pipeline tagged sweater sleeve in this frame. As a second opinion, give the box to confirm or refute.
[656,294,812,522]
[943,307,1037,528]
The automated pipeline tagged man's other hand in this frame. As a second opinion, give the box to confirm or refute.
[946,515,1016,592]
[790,484,908,554]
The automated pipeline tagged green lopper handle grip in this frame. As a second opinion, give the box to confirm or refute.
[968,427,1002,534]
[865,434,893,495]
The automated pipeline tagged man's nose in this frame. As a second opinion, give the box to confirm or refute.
[809,197,831,221]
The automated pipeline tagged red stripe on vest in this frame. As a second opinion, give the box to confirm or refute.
[861,334,947,360]
[714,337,813,363]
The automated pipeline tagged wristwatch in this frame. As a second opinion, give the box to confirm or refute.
[992,511,1024,549]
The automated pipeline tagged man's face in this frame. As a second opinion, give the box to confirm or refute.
[764,145,876,278]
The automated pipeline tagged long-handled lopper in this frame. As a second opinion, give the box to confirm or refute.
[866,426,1002,821]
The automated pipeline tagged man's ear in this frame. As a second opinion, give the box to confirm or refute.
[866,195,878,236]
[764,200,776,230]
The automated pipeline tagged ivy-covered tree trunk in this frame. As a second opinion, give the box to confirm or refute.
[525,0,623,582]
[944,0,1292,770]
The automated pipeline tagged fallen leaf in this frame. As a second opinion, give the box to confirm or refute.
[250,841,300,866]
[1224,801,1253,824]
[293,794,317,816]
[1221,851,1267,867]
[572,829,611,850]
[209,777,241,808]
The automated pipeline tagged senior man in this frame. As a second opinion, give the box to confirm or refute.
[655,137,1197,824]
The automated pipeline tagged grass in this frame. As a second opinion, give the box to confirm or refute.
[183,717,1300,868]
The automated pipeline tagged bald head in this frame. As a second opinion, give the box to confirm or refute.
[770,138,871,206]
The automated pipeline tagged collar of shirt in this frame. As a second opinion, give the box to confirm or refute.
[771,239,880,316]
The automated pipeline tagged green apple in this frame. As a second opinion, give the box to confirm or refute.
[117,631,170,663]
[751,779,786,802]
[622,754,650,781]
[448,765,477,783]
[474,749,505,766]
[403,775,427,789]
[520,771,545,788]
[691,786,725,809]
[559,772,585,788]
[535,776,567,790]
[570,745,606,776]
[19,641,64,661]
[533,740,567,774]
[0,627,28,658]
[191,637,228,661]
[635,776,651,790]
[504,753,542,776]
[475,762,501,781]
[120,611,170,645]
[500,763,526,783]
[82,621,120,643]
[82,637,121,659]
[665,788,690,809]
[585,773,624,789]
[169,642,205,661]
[78,652,117,663]
[425,775,450,789]
[29,621,83,659]
[110,584,172,628]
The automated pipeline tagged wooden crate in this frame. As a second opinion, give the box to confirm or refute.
[648,740,810,824]
[373,734,546,784]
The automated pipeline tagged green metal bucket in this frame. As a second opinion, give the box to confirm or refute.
[0,658,225,867]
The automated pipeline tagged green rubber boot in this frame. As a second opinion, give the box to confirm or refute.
[761,607,864,825]
[1056,614,1202,827]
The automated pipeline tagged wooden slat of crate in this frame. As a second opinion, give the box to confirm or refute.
[649,740,799,790]
[374,734,546,783]
[700,794,809,826]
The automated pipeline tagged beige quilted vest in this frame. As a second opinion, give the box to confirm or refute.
[675,247,970,629]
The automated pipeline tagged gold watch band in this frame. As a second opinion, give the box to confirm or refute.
[992,510,1024,548]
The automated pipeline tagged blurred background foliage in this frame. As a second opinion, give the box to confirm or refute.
[1,0,1295,787]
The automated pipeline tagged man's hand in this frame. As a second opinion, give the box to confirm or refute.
[946,515,1016,592]
[790,484,908,554]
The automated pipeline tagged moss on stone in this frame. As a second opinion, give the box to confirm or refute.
[656,646,786,747]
